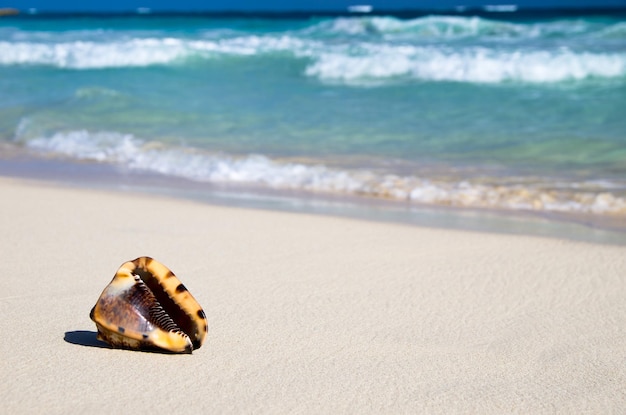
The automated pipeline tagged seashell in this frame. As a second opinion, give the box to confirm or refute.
[90,256,207,353]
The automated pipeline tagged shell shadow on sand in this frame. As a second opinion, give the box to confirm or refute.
[63,330,188,354]
[64,330,111,349]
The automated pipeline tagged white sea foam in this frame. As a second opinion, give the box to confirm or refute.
[307,44,626,83]
[21,130,626,216]
[0,39,188,68]
[313,15,523,38]
[2,14,626,84]
[2,31,625,84]
[307,15,611,39]
[24,130,366,192]
[0,36,314,69]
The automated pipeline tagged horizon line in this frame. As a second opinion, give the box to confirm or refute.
[2,5,626,17]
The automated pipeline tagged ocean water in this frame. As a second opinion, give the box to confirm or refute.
[1,12,626,225]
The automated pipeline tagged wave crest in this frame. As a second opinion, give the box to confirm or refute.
[309,15,525,38]
[306,15,619,39]
[307,46,626,83]
[0,36,312,69]
[2,14,626,84]
[2,35,625,84]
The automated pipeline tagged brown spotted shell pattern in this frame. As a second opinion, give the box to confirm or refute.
[90,257,207,353]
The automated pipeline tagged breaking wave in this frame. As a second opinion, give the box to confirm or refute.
[18,129,626,216]
[1,36,625,84]
[306,46,626,84]
[304,15,597,39]
[0,36,311,69]
[2,14,626,84]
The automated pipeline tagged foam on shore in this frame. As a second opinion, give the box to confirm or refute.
[18,129,626,217]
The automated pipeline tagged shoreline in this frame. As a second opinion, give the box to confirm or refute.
[1,152,625,245]
[1,175,625,413]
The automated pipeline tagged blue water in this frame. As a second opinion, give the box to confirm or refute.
[1,12,626,219]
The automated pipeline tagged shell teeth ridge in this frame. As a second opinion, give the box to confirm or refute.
[132,273,184,334]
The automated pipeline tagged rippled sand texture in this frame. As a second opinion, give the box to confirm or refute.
[1,178,625,414]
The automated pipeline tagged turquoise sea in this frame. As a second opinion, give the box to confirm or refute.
[1,10,625,232]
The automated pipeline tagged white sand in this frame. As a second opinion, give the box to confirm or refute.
[1,177,625,414]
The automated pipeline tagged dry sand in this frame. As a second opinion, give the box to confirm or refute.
[1,177,625,414]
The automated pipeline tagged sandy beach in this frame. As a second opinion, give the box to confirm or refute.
[1,176,625,414]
